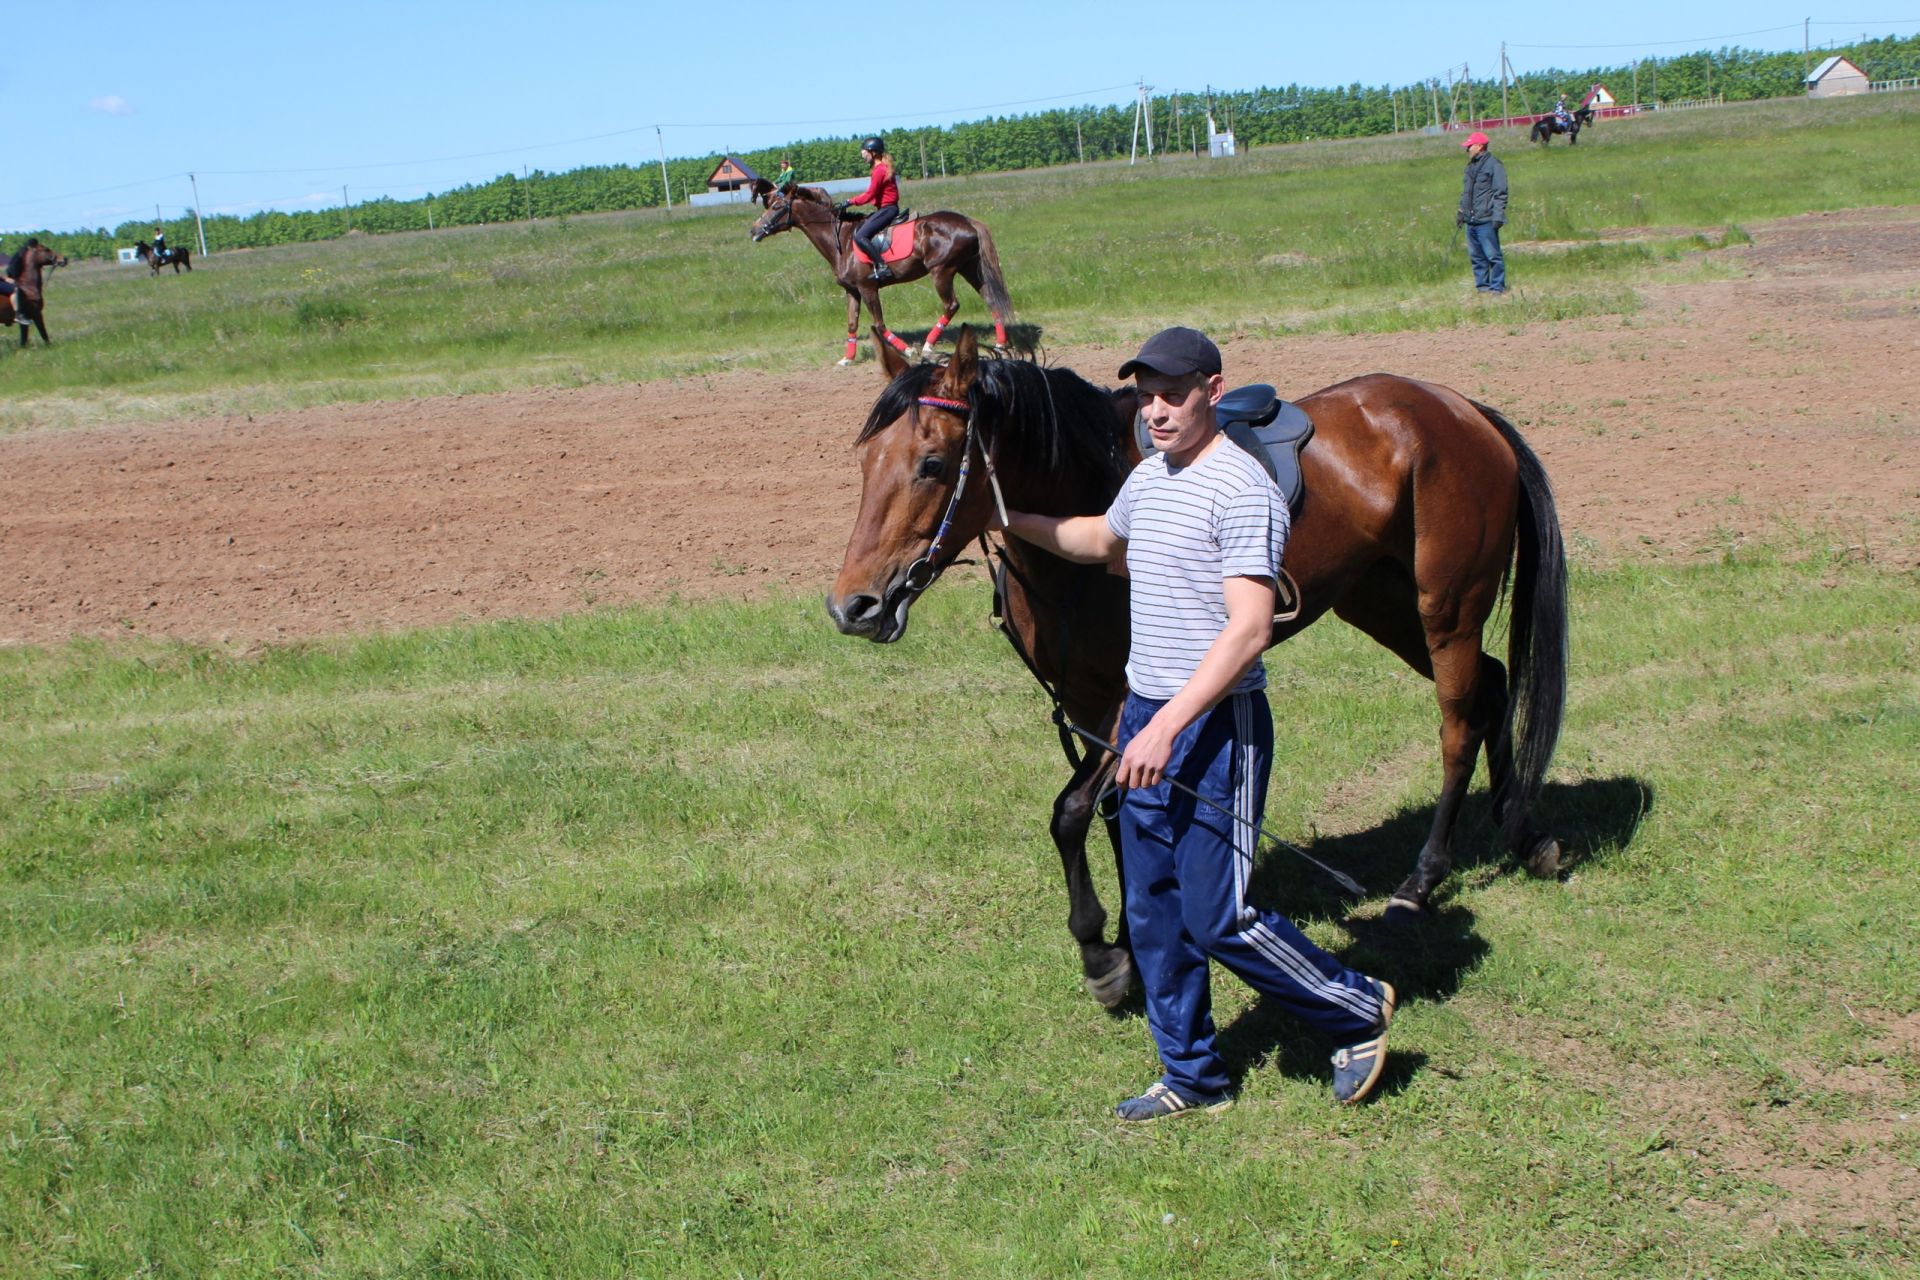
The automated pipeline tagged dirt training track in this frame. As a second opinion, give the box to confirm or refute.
[4,209,1918,649]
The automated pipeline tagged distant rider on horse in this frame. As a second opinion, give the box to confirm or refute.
[1553,98,1573,130]
[3,237,38,324]
[838,136,901,283]
[152,225,168,264]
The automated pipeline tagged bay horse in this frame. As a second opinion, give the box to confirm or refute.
[826,328,1567,1006]
[747,180,1015,366]
[136,241,192,274]
[2,242,68,347]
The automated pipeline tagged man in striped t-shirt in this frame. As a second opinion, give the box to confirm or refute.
[1001,327,1395,1120]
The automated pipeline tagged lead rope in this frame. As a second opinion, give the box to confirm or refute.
[1054,716,1367,898]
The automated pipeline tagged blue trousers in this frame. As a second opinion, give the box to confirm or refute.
[1466,221,1505,292]
[1116,691,1387,1099]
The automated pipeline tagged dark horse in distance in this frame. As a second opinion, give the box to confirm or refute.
[826,328,1568,1005]
[2,242,69,346]
[1529,110,1589,145]
[136,240,192,274]
[748,180,1016,366]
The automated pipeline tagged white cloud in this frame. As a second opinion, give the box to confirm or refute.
[90,95,134,117]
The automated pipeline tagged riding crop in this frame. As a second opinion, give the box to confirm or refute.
[1053,713,1368,897]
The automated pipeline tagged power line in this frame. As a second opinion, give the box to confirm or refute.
[0,172,185,211]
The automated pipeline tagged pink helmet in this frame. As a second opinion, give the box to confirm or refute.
[1461,131,1491,148]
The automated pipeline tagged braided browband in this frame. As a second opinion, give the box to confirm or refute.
[917,396,970,412]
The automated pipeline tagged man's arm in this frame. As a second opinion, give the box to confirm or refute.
[1115,574,1275,789]
[1001,510,1123,564]
[1491,159,1509,226]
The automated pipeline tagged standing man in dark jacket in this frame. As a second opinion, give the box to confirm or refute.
[1456,131,1509,294]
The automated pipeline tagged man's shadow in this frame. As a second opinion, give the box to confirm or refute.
[1206,774,1653,1096]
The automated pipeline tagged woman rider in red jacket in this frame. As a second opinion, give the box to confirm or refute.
[839,136,901,282]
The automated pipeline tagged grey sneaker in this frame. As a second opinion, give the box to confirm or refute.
[1114,1081,1233,1123]
[1331,980,1396,1105]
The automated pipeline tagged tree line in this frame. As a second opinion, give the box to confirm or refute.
[19,33,1919,261]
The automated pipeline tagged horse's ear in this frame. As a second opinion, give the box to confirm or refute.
[941,326,980,396]
[874,326,909,380]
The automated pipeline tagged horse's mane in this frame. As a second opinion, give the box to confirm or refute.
[858,353,1129,499]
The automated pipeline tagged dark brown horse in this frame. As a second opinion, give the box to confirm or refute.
[136,240,192,274]
[826,328,1568,1006]
[3,242,68,347]
[747,180,1015,366]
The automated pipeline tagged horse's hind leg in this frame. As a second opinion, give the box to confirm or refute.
[921,268,962,354]
[1332,562,1498,915]
[1477,654,1562,878]
[953,259,1007,351]
[1052,747,1133,1007]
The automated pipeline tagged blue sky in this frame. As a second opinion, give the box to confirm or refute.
[8,2,1913,233]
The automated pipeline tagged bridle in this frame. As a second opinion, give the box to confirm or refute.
[899,394,1008,594]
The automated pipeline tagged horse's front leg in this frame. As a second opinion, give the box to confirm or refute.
[860,285,911,361]
[1052,747,1133,1007]
[920,269,963,355]
[839,290,862,366]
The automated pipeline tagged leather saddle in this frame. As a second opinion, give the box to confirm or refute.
[1133,383,1314,519]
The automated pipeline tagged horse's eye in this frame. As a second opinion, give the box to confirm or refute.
[917,456,946,480]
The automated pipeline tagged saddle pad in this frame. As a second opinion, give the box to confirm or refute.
[1133,383,1314,518]
[852,216,916,265]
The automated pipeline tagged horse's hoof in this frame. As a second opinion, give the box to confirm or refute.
[1523,835,1563,880]
[1382,896,1425,925]
[836,357,855,367]
[1084,950,1133,1008]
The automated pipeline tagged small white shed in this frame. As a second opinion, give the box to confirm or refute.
[117,247,141,266]
[1806,56,1869,98]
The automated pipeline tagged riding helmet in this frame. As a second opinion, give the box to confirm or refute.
[861,136,886,156]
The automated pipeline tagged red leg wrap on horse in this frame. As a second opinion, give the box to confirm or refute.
[925,318,949,347]
[994,321,1008,347]
[884,330,911,354]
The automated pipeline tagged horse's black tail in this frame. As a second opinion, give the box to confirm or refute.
[969,219,1016,329]
[1475,401,1568,845]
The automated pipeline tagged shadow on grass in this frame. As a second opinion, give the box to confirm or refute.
[1210,774,1651,1093]
[889,321,1045,360]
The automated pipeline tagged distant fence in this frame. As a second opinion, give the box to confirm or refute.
[1444,103,1650,132]
[1869,76,1920,93]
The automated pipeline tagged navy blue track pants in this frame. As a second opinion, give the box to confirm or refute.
[1117,690,1387,1098]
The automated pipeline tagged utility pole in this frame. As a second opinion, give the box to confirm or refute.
[1077,116,1085,163]
[427,200,434,231]
[919,136,928,179]
[1130,79,1156,164]
[188,173,208,256]
[524,165,534,222]
[656,126,672,211]
[1804,17,1811,81]
[1502,42,1509,122]
[343,186,350,234]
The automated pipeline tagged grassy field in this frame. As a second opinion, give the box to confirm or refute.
[2,550,1916,1276]
[6,91,1919,432]
[5,86,1918,1278]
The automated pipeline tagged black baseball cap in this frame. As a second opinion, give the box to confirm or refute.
[1117,326,1222,379]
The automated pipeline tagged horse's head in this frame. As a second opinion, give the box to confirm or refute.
[749,184,795,241]
[827,327,993,643]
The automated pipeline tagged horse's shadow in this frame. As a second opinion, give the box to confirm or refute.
[898,321,1044,360]
[1207,774,1652,1093]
